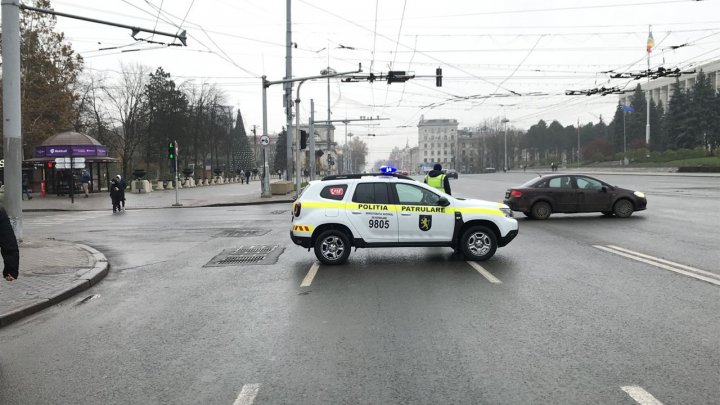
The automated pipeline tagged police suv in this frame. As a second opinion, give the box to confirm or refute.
[290,168,518,265]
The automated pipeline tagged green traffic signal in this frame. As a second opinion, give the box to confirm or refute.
[168,141,176,159]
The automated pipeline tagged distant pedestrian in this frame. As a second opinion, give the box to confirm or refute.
[245,170,251,183]
[22,174,32,200]
[110,175,126,212]
[277,169,282,180]
[116,175,127,210]
[252,168,258,180]
[0,205,20,281]
[240,170,246,184]
[81,170,90,198]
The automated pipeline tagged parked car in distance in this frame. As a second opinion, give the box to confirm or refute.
[483,167,496,173]
[442,169,459,179]
[503,173,647,219]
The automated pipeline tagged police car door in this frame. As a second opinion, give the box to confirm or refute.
[346,182,398,243]
[393,182,454,242]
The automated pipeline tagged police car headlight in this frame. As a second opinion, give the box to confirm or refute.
[500,207,513,218]
[633,191,646,199]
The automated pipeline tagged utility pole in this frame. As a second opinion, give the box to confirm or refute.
[646,25,652,157]
[2,0,23,239]
[284,0,293,181]
[577,118,581,168]
[501,118,509,172]
[309,99,316,180]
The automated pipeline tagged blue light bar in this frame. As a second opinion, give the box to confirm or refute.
[379,165,397,174]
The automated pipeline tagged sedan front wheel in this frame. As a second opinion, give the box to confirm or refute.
[613,199,634,218]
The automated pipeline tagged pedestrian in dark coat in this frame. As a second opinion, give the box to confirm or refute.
[110,177,122,212]
[0,206,20,281]
[116,175,127,210]
[245,170,251,183]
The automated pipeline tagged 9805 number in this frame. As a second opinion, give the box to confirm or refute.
[368,219,390,229]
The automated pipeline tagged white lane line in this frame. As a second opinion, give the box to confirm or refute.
[467,261,502,284]
[621,385,663,405]
[607,245,720,280]
[594,246,720,287]
[233,383,260,405]
[301,262,320,287]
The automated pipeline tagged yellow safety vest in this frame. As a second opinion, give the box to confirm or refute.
[425,174,446,192]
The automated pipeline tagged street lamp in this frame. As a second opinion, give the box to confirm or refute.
[501,118,509,172]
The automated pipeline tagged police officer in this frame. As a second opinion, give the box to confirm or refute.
[424,163,451,195]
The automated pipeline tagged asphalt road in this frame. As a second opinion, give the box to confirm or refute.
[1,173,718,404]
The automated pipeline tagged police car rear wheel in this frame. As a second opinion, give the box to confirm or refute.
[460,226,497,261]
[314,230,351,265]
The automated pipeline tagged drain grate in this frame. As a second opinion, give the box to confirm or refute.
[204,245,284,267]
[230,245,275,255]
[217,255,265,264]
[218,229,270,237]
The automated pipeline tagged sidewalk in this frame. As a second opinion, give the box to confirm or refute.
[1,179,295,328]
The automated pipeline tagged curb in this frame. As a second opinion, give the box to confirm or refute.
[22,198,296,213]
[0,243,110,328]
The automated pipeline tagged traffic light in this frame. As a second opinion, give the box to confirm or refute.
[436,67,442,87]
[387,70,410,84]
[300,130,308,150]
[168,141,176,159]
[46,161,55,169]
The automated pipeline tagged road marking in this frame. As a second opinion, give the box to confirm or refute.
[301,262,319,287]
[594,245,720,287]
[467,261,502,284]
[621,385,663,405]
[233,383,260,405]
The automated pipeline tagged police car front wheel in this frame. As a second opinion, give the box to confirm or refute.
[460,226,497,261]
[314,230,351,265]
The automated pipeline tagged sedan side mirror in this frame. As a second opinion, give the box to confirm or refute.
[437,197,450,206]
[601,186,608,193]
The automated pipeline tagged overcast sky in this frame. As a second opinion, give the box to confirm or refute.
[52,0,720,164]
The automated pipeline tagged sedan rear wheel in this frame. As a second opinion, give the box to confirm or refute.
[613,199,634,218]
[460,226,497,261]
[531,201,552,220]
[314,230,351,265]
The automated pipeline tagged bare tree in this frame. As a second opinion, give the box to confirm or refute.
[102,63,150,179]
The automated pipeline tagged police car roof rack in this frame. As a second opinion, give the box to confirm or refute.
[321,173,414,181]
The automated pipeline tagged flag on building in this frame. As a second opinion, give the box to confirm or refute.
[646,30,655,53]
[623,104,635,113]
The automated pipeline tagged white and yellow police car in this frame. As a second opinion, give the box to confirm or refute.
[290,167,519,265]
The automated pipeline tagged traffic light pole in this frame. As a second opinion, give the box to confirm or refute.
[173,152,181,207]
[261,64,362,197]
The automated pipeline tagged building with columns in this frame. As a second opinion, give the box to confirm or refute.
[619,59,720,107]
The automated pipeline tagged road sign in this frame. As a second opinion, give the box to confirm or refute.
[260,135,270,146]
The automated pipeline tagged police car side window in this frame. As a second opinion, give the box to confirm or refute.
[395,183,440,206]
[320,184,348,200]
[352,183,390,204]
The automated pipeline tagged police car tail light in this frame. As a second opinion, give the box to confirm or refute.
[293,202,302,217]
[510,189,523,198]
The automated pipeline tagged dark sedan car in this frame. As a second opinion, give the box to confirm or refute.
[503,174,647,219]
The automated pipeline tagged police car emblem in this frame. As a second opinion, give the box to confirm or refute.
[419,215,432,231]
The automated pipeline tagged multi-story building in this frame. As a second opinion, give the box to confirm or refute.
[619,59,720,107]
[417,116,459,172]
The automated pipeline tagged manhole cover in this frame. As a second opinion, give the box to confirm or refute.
[204,245,283,267]
[271,210,289,215]
[217,229,270,237]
